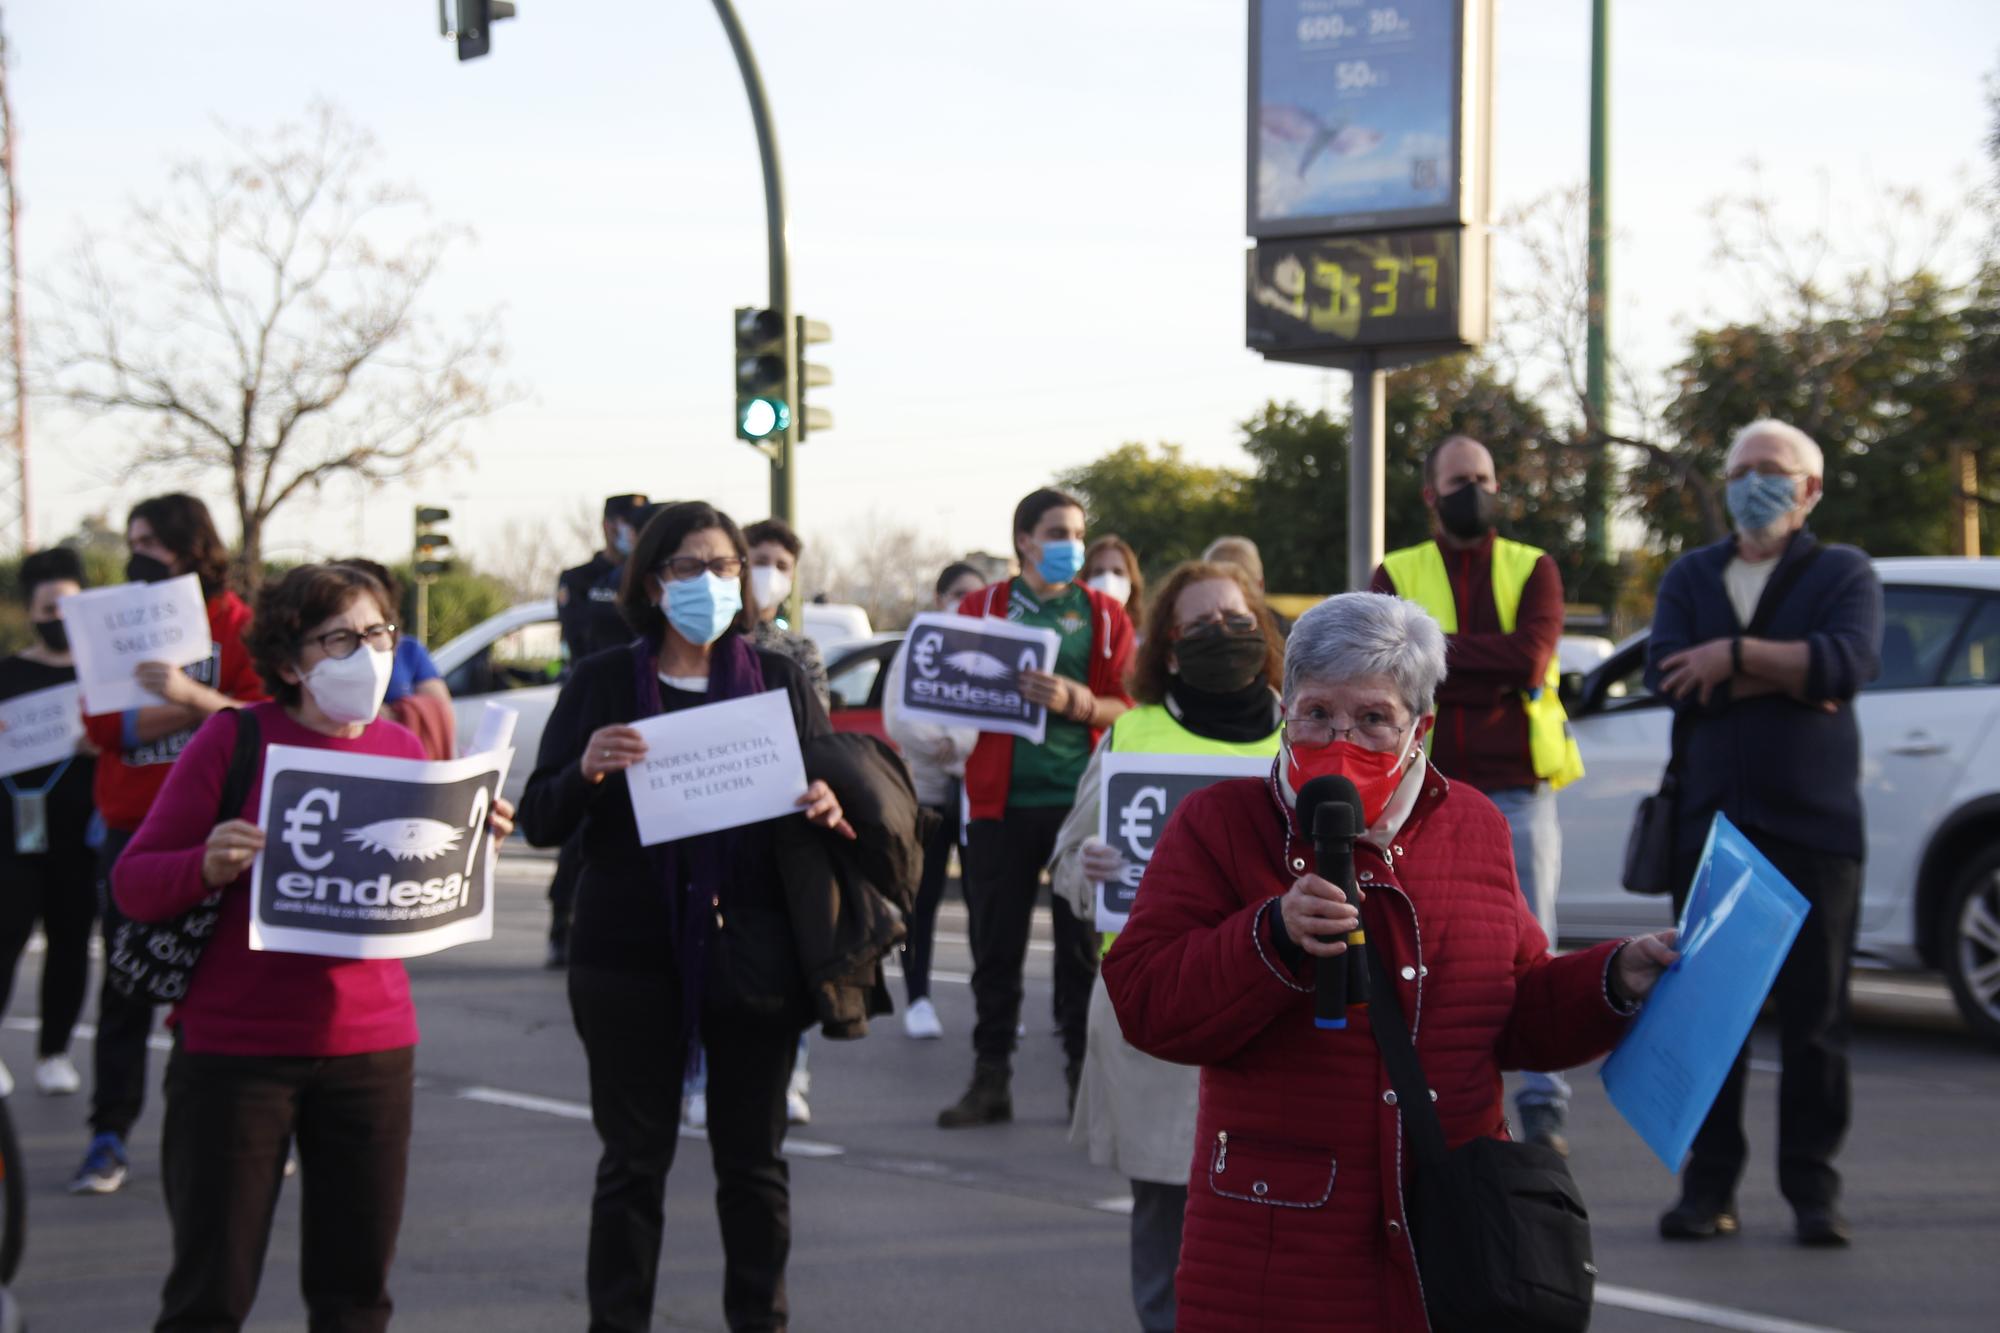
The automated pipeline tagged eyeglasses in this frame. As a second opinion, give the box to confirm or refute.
[1172,613,1258,641]
[1725,462,1803,482]
[306,624,396,660]
[1282,708,1406,750]
[657,556,745,582]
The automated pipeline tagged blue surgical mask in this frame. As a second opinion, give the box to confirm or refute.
[1726,472,1799,534]
[1035,538,1085,586]
[611,524,635,558]
[662,571,742,646]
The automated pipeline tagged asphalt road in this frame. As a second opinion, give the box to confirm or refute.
[2,852,1995,1332]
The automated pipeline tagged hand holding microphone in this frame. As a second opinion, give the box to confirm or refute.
[1294,775,1371,1030]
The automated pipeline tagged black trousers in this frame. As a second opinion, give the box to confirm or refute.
[156,1043,414,1333]
[962,806,1099,1067]
[569,965,800,1333]
[1673,830,1861,1210]
[901,786,961,1005]
[92,827,159,1137]
[548,829,585,942]
[0,843,97,1057]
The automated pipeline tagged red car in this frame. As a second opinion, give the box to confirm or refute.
[822,634,904,746]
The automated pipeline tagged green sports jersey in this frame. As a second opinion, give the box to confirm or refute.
[1005,579,1095,808]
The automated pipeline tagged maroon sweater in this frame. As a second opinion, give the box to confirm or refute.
[113,702,423,1057]
[1372,533,1565,793]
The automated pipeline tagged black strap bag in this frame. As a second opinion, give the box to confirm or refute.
[106,709,262,1003]
[1366,941,1594,1333]
[1621,542,1823,895]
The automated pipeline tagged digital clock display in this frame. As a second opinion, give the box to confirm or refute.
[1246,227,1479,357]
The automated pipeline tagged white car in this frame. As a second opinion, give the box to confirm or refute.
[1557,557,2000,1044]
[432,600,561,808]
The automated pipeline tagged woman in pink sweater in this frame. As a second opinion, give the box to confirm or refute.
[114,562,514,1332]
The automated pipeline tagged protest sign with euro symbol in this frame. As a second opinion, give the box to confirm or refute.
[898,612,1060,744]
[1095,752,1275,933]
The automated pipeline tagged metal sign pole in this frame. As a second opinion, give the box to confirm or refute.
[1349,352,1386,591]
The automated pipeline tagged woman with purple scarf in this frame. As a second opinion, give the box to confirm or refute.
[519,501,847,1333]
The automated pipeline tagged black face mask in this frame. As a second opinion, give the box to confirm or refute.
[32,618,68,654]
[125,553,173,585]
[1437,483,1500,540]
[1173,630,1268,695]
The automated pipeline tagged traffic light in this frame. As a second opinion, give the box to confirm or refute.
[735,306,791,444]
[796,316,832,441]
[441,1,517,62]
[414,506,453,580]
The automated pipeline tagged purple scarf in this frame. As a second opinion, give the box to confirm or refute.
[630,632,767,1066]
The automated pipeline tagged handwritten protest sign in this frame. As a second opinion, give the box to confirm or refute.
[626,689,808,846]
[1096,752,1273,933]
[249,744,513,960]
[897,612,1061,744]
[0,683,85,779]
[59,574,212,715]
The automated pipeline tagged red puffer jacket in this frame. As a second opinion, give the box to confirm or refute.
[1102,767,1631,1333]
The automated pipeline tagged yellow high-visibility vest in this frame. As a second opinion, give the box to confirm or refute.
[1096,703,1282,952]
[1380,538,1585,790]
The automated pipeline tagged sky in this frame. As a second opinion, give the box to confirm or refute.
[6,1,1997,580]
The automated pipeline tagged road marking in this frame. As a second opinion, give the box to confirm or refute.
[1092,1196,1134,1215]
[1596,1284,1858,1333]
[4,1016,172,1052]
[454,1084,846,1159]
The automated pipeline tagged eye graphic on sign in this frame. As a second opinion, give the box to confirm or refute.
[1117,785,1170,859]
[945,650,1010,680]
[911,630,945,681]
[343,818,465,862]
[281,787,341,872]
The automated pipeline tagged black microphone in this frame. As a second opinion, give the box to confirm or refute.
[1298,775,1368,1031]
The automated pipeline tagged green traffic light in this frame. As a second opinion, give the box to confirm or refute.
[739,397,791,440]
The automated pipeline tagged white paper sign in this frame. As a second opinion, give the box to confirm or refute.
[249,744,514,960]
[897,612,1062,744]
[468,701,518,756]
[626,689,809,846]
[59,574,213,715]
[0,683,86,779]
[1095,752,1275,933]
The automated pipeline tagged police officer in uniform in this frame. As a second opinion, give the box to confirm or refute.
[546,493,649,966]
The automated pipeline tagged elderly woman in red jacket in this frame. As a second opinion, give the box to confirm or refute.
[1103,592,1678,1333]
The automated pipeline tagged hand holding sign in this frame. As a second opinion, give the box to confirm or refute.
[59,574,213,715]
[204,820,266,888]
[582,724,648,783]
[1080,837,1126,885]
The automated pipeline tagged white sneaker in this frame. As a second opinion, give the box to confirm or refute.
[903,997,944,1041]
[683,1090,707,1130]
[785,1070,811,1126]
[35,1053,81,1096]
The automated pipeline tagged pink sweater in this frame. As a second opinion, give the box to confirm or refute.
[114,702,424,1057]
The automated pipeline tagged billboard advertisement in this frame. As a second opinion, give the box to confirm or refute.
[1248,0,1488,237]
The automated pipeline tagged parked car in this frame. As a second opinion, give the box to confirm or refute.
[431,600,562,808]
[823,633,904,744]
[1557,557,2000,1044]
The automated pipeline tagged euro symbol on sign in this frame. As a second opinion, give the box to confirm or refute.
[912,630,944,681]
[1117,785,1170,860]
[281,787,341,872]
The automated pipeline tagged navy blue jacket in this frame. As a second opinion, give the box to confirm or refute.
[1645,528,1883,861]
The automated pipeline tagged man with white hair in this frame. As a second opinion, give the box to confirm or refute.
[1647,419,1883,1248]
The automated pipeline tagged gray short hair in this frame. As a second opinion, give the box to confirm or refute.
[1727,419,1824,479]
[1283,592,1448,718]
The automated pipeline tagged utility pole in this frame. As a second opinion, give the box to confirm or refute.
[0,8,28,554]
[1349,354,1386,591]
[1583,0,1612,566]
[711,0,802,626]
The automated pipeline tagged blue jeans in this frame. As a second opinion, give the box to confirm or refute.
[1485,783,1571,1115]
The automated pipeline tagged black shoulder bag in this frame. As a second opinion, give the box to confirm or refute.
[1621,542,1823,896]
[107,709,263,1004]
[1366,940,1594,1333]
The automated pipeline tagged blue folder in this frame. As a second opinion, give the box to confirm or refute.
[1600,813,1810,1172]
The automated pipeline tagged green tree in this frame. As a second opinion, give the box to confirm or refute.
[1055,443,1252,578]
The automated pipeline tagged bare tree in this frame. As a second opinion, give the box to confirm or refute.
[40,103,510,575]
[813,514,959,631]
[480,502,600,604]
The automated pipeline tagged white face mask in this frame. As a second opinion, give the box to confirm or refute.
[302,646,394,725]
[750,564,793,610]
[1086,571,1132,605]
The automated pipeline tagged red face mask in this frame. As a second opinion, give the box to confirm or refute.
[1286,733,1414,828]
